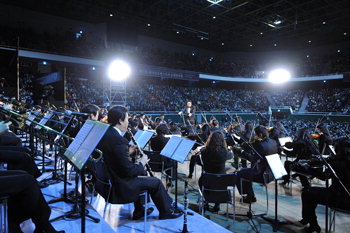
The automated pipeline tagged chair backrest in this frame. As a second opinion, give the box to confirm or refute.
[144,151,164,172]
[200,172,237,204]
[263,169,275,184]
[92,160,113,202]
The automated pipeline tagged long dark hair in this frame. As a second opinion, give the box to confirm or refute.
[205,131,228,152]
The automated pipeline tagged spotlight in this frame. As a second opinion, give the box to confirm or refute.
[108,60,131,82]
[268,69,291,84]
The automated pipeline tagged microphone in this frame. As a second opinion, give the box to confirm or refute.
[64,110,90,117]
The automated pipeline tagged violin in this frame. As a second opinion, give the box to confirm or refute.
[311,133,323,139]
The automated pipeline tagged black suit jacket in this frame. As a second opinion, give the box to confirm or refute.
[182,106,196,121]
[150,135,169,152]
[97,126,147,204]
[251,138,278,178]
[201,148,233,174]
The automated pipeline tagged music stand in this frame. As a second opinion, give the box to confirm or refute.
[129,130,154,149]
[53,120,109,233]
[262,154,291,232]
[161,136,195,233]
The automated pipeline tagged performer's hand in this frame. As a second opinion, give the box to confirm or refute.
[139,153,150,167]
[0,121,10,135]
[188,113,192,117]
[178,111,182,115]
[129,145,138,155]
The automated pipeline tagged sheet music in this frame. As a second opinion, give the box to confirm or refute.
[160,136,182,158]
[266,154,287,179]
[279,137,293,147]
[137,130,154,148]
[64,120,109,170]
[172,138,195,163]
[25,113,36,126]
[129,130,143,145]
[35,112,53,129]
[65,122,94,161]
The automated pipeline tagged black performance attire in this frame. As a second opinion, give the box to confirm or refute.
[236,138,278,201]
[181,106,196,123]
[0,170,57,233]
[150,134,169,152]
[97,126,173,217]
[198,147,233,210]
[301,155,350,231]
[282,139,314,187]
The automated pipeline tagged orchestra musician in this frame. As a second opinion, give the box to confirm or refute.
[97,106,182,220]
[178,101,196,124]
[198,131,233,212]
[188,123,210,178]
[313,123,333,155]
[234,126,278,203]
[299,137,350,233]
[280,128,315,188]
[0,122,64,233]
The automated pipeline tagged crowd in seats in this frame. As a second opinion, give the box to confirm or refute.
[270,90,304,110]
[66,76,104,109]
[306,88,350,113]
[280,119,350,139]
[126,83,268,112]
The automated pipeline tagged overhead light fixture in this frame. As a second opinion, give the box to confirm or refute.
[274,20,282,25]
[249,44,253,47]
[260,32,263,35]
[308,40,312,43]
[147,23,151,27]
[221,42,224,45]
[207,0,224,4]
[267,23,276,28]
[109,13,113,17]
[274,43,277,47]
[344,32,347,36]
[322,21,326,24]
[212,16,216,19]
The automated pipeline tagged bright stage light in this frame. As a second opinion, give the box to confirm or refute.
[268,69,291,84]
[108,60,131,82]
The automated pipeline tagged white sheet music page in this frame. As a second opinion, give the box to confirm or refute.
[137,130,154,148]
[161,136,182,158]
[266,154,287,179]
[129,130,144,145]
[64,121,94,161]
[172,138,195,163]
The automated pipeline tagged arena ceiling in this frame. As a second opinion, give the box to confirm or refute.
[4,0,350,52]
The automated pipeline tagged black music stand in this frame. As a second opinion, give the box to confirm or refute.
[51,120,109,233]
[262,153,291,232]
[161,136,195,232]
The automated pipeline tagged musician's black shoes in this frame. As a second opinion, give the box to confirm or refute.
[212,204,220,212]
[279,180,290,186]
[303,224,321,233]
[132,207,154,220]
[159,211,183,220]
[298,219,309,226]
[242,196,257,204]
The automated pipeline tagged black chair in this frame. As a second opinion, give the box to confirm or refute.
[144,151,173,187]
[0,195,9,233]
[198,172,237,221]
[91,160,149,232]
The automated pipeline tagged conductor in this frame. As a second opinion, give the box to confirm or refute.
[178,101,196,124]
